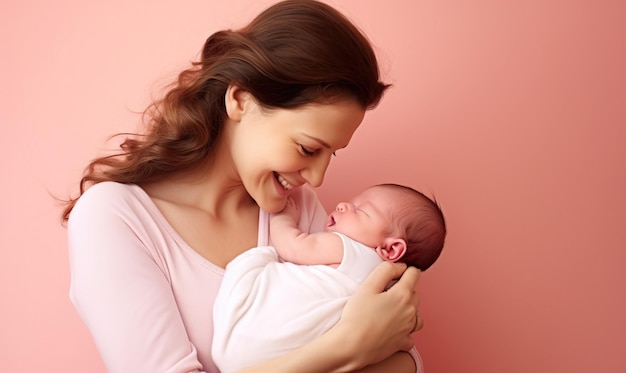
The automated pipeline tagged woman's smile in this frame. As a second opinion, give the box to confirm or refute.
[275,172,294,190]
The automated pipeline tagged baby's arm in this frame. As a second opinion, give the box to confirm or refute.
[270,198,344,265]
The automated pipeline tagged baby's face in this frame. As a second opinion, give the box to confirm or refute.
[325,186,395,248]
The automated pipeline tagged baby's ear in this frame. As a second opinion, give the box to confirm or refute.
[375,238,407,262]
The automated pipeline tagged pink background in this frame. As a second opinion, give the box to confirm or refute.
[2,0,625,372]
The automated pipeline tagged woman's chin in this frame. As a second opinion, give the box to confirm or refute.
[258,198,288,214]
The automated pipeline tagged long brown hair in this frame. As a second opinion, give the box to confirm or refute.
[61,0,389,223]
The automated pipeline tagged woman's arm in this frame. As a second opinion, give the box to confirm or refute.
[356,351,416,373]
[68,183,206,372]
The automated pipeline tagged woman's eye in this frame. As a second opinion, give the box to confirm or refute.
[299,144,315,156]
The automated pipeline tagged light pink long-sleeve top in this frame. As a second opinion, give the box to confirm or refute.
[68,181,421,372]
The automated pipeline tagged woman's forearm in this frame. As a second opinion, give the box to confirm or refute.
[354,351,415,373]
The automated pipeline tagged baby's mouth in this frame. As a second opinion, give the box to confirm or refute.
[326,214,336,228]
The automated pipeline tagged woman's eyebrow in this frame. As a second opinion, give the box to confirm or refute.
[302,134,331,149]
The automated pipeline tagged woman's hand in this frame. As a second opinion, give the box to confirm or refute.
[335,261,422,370]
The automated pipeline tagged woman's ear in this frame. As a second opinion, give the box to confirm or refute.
[375,238,407,262]
[225,84,254,121]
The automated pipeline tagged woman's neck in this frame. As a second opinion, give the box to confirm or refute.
[142,166,260,267]
[142,163,256,219]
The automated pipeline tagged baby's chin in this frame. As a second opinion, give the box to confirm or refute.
[324,223,342,234]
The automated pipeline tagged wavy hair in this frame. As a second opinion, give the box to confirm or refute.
[61,0,390,223]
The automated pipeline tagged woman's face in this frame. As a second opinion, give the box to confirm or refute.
[229,94,365,213]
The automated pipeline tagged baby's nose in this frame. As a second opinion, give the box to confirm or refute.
[336,202,349,212]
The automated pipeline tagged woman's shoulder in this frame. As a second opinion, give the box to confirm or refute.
[70,182,152,222]
[80,181,140,198]
[77,181,146,204]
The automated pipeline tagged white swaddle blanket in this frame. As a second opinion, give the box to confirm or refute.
[212,232,382,373]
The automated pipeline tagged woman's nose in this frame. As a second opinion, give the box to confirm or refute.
[300,154,332,188]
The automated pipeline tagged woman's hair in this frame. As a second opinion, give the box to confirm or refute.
[378,184,447,271]
[61,0,390,223]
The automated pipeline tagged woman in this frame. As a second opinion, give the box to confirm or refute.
[62,1,423,372]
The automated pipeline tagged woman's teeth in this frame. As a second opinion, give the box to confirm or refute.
[276,174,293,190]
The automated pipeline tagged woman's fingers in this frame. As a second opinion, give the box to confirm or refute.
[357,262,422,313]
[337,263,425,365]
[361,262,423,332]
[392,265,420,291]
[356,261,408,294]
[384,265,423,336]
[386,265,420,308]
[413,313,424,333]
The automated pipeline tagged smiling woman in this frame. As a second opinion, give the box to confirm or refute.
[3,0,625,371]
[226,90,365,211]
[59,1,423,372]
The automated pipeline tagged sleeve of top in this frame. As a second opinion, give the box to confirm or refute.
[291,185,328,234]
[409,346,424,373]
[67,183,205,373]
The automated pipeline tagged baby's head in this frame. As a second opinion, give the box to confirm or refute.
[325,183,446,271]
